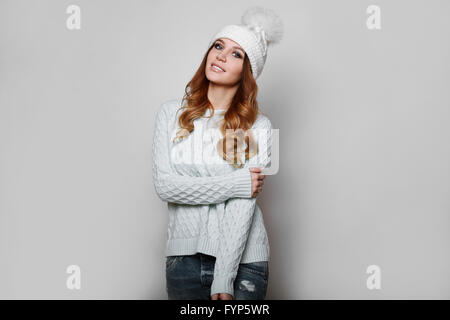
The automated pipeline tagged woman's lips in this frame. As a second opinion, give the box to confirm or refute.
[211,63,225,72]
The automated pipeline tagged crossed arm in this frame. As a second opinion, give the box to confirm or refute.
[151,101,253,205]
[210,116,273,298]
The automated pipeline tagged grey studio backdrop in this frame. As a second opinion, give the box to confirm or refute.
[0,0,449,299]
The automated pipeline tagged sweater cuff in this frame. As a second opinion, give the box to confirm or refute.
[231,168,252,198]
[210,274,235,298]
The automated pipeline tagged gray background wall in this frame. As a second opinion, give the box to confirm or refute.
[1,0,449,299]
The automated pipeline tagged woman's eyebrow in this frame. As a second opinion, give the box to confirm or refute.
[216,39,244,53]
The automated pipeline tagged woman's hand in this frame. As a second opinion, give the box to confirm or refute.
[211,293,233,300]
[250,167,265,198]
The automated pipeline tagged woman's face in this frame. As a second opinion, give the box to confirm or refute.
[205,38,246,86]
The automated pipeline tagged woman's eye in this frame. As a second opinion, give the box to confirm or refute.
[214,42,242,59]
[234,52,242,59]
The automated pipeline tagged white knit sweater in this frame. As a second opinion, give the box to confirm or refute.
[152,98,272,297]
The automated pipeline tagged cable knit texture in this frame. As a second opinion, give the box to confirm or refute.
[152,98,272,298]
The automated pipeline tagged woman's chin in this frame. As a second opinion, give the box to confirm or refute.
[207,78,228,86]
[206,74,235,86]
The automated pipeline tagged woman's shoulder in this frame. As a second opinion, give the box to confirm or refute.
[253,110,273,130]
[158,98,183,116]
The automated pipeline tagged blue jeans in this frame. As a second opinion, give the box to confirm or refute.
[166,252,269,300]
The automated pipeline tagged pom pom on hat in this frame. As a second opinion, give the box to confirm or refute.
[241,6,284,45]
[208,6,284,79]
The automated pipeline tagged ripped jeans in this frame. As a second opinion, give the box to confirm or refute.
[166,252,269,300]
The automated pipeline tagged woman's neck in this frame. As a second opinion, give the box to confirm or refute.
[207,81,239,110]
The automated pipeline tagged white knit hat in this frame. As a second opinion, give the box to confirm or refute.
[207,6,284,80]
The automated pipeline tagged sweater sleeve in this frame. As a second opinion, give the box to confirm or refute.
[152,101,253,205]
[210,115,273,298]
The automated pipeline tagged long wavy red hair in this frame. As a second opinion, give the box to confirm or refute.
[172,42,266,168]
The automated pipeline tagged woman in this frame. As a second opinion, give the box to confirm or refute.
[152,6,283,300]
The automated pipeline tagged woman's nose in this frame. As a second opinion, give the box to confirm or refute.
[217,52,226,61]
